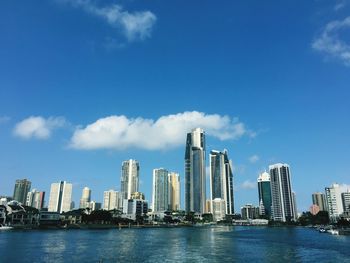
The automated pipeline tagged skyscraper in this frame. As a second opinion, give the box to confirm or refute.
[79,187,91,209]
[209,150,234,217]
[48,181,73,213]
[312,192,327,211]
[152,168,169,212]
[341,191,350,213]
[121,159,139,200]
[168,172,180,211]
[103,190,120,210]
[325,183,344,221]
[185,128,206,214]
[269,163,296,222]
[257,171,272,218]
[13,179,31,204]
[26,189,45,209]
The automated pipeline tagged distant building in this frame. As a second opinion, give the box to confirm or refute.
[152,168,169,212]
[26,189,45,210]
[103,190,120,210]
[79,187,91,209]
[342,191,350,213]
[205,199,211,213]
[13,179,31,204]
[241,204,260,220]
[0,196,13,206]
[121,159,139,200]
[131,192,145,200]
[48,181,73,213]
[89,201,101,211]
[269,163,296,222]
[310,204,320,215]
[292,192,298,220]
[325,183,344,221]
[168,172,180,211]
[209,150,234,217]
[312,192,328,211]
[185,128,206,214]
[122,199,148,221]
[212,198,226,221]
[257,171,272,218]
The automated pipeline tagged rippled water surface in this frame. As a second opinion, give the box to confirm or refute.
[1,226,350,262]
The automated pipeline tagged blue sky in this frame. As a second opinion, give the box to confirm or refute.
[1,0,350,212]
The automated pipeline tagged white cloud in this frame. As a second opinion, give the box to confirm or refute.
[61,0,156,42]
[334,0,348,11]
[70,111,252,150]
[248,154,259,163]
[312,16,350,66]
[13,116,66,140]
[240,180,256,190]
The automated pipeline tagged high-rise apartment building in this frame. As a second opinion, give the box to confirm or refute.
[312,192,328,211]
[26,189,45,209]
[257,171,272,218]
[168,172,180,211]
[152,168,169,212]
[79,187,91,209]
[325,183,344,221]
[209,150,234,217]
[185,128,206,214]
[103,190,120,210]
[121,159,139,200]
[269,163,296,222]
[48,181,72,213]
[341,191,350,213]
[13,179,31,204]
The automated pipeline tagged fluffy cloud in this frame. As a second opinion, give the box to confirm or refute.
[61,0,156,42]
[13,116,66,140]
[70,111,252,150]
[248,154,260,163]
[312,16,350,66]
[240,180,256,190]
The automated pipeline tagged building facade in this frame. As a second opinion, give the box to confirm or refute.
[79,187,91,209]
[152,168,169,212]
[257,171,272,218]
[185,128,206,214]
[312,192,328,211]
[48,181,73,213]
[241,204,260,220]
[269,163,296,222]
[209,150,234,216]
[26,189,45,210]
[325,183,344,221]
[168,172,180,211]
[121,159,140,200]
[13,179,31,204]
[103,190,120,211]
[341,191,350,213]
[212,198,226,221]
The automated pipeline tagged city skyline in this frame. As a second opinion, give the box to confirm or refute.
[1,1,350,212]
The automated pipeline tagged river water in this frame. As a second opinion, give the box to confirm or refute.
[0,226,349,262]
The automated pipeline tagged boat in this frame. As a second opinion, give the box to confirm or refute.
[319,227,326,233]
[0,224,13,230]
[327,229,339,235]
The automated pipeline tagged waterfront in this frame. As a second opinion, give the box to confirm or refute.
[1,226,350,262]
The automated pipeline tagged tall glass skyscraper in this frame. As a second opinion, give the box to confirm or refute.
[168,172,180,211]
[185,128,206,214]
[257,171,272,218]
[13,179,31,204]
[152,168,169,212]
[120,159,140,200]
[269,163,296,222]
[209,150,234,218]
